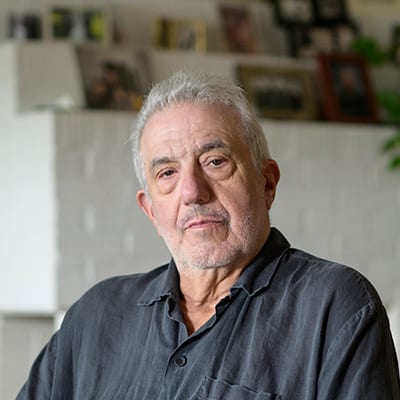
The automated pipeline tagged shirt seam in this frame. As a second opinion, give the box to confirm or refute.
[324,300,378,360]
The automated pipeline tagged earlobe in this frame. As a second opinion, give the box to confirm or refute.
[263,160,280,210]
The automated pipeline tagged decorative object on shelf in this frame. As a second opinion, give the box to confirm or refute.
[152,17,207,52]
[272,0,355,58]
[286,19,358,58]
[272,0,349,26]
[76,46,150,111]
[317,53,379,123]
[312,0,349,26]
[287,24,335,57]
[272,0,314,25]
[333,20,359,52]
[237,64,317,120]
[7,13,42,40]
[219,4,260,54]
[45,5,111,44]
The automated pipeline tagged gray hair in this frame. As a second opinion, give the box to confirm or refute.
[130,70,271,188]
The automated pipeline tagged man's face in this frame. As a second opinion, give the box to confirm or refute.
[136,102,279,271]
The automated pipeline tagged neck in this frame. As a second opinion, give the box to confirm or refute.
[178,263,245,335]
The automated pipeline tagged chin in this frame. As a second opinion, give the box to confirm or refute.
[179,247,239,270]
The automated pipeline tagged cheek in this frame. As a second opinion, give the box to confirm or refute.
[152,202,179,233]
[228,180,267,221]
[222,193,252,224]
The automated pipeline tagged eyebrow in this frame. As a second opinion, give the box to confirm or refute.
[149,140,229,171]
[150,156,174,171]
[199,140,228,153]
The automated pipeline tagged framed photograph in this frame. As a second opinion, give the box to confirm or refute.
[237,64,317,120]
[312,0,348,25]
[273,0,314,25]
[317,54,379,123]
[219,5,259,53]
[287,24,335,57]
[76,46,150,111]
[8,13,42,40]
[46,5,111,43]
[152,17,207,52]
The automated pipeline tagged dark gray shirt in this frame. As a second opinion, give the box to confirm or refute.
[17,228,400,399]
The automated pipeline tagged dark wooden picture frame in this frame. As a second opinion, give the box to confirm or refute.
[317,54,379,123]
[237,64,317,120]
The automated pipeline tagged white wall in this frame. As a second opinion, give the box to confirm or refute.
[0,112,57,313]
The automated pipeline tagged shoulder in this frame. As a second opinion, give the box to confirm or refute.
[62,264,170,324]
[282,248,379,299]
[276,248,384,324]
[87,264,169,299]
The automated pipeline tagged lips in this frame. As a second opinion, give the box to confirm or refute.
[177,207,229,231]
[184,217,224,230]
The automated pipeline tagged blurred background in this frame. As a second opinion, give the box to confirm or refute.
[1,0,399,398]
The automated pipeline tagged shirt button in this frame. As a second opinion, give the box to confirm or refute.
[174,356,187,367]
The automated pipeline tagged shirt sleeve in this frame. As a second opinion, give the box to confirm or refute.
[15,332,58,400]
[318,301,400,399]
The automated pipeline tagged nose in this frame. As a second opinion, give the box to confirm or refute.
[180,165,212,205]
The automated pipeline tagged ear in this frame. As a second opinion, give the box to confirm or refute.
[262,160,280,210]
[136,190,162,236]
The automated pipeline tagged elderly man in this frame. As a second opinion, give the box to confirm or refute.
[18,71,399,399]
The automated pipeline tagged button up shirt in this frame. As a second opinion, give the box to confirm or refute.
[17,228,400,399]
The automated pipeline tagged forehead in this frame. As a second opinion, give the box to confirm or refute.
[140,102,246,157]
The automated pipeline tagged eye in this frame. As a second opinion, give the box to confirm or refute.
[202,155,234,180]
[207,157,226,167]
[157,168,176,180]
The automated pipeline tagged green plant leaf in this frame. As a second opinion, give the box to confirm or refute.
[350,37,390,65]
[378,91,400,124]
[382,133,400,152]
[388,155,400,170]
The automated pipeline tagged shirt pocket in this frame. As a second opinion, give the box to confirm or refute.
[192,376,283,400]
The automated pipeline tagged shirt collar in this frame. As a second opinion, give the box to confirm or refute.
[137,227,290,305]
[231,227,290,296]
[136,260,180,306]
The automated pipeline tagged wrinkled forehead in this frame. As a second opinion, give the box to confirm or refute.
[141,101,243,143]
[139,101,250,164]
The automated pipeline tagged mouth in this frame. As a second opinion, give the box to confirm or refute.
[184,217,225,230]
